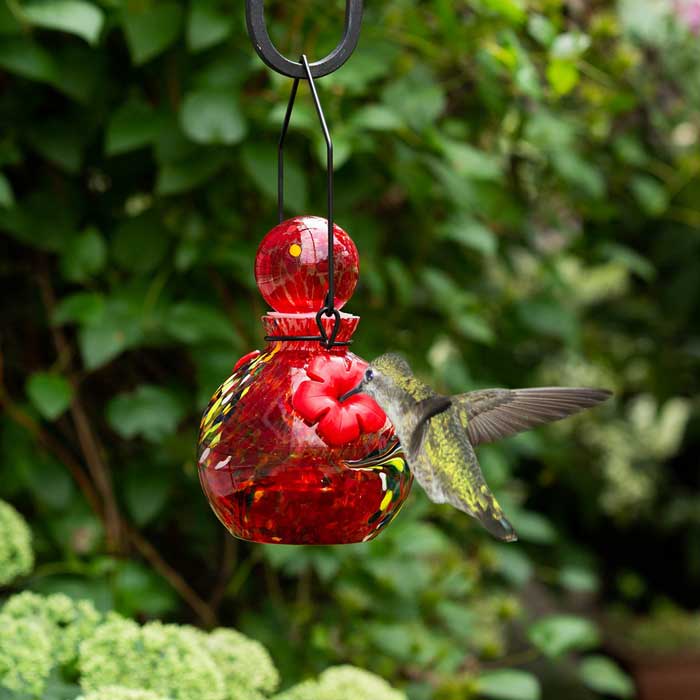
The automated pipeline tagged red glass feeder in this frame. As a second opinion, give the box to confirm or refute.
[197,216,412,544]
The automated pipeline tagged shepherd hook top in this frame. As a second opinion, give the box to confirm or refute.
[244,0,364,79]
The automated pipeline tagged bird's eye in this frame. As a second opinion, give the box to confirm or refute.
[365,368,374,382]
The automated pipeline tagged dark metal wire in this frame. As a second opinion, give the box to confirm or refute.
[245,3,364,349]
[245,0,364,79]
[264,55,350,349]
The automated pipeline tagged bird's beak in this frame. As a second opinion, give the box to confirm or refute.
[339,383,363,402]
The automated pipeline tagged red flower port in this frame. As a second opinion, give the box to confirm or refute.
[292,354,386,447]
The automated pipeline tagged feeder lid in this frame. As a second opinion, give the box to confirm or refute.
[254,216,359,313]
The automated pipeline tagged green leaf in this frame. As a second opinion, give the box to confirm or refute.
[547,59,579,95]
[516,299,578,343]
[60,228,106,282]
[242,142,307,212]
[164,302,238,345]
[113,560,177,617]
[528,15,556,46]
[53,292,105,325]
[528,615,600,658]
[326,40,397,93]
[601,242,656,281]
[180,90,247,145]
[156,151,229,195]
[510,510,557,544]
[22,0,104,45]
[478,0,526,24]
[186,0,233,52]
[351,104,404,131]
[106,99,165,155]
[20,453,75,509]
[26,372,73,420]
[0,37,57,83]
[453,313,495,344]
[0,190,76,252]
[0,2,23,34]
[122,1,183,65]
[494,545,533,587]
[441,216,497,256]
[579,656,635,698]
[441,141,502,182]
[477,670,541,700]
[78,298,144,370]
[124,468,171,526]
[111,214,169,274]
[382,66,446,132]
[25,118,87,172]
[552,151,606,199]
[559,566,600,594]
[0,172,14,207]
[631,175,668,216]
[79,324,127,370]
[107,385,186,442]
[48,43,102,103]
[551,32,591,59]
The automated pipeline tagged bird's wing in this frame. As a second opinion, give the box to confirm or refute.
[454,387,612,446]
[418,412,518,542]
[408,396,452,455]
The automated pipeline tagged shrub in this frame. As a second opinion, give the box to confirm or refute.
[275,666,407,700]
[206,628,280,697]
[0,615,53,696]
[78,615,227,700]
[0,499,34,586]
[2,591,101,666]
[77,688,172,700]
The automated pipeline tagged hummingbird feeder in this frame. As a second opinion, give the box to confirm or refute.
[197,1,413,545]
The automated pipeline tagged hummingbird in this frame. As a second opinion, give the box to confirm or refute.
[340,353,611,542]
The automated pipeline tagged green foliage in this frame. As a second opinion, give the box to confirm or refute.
[2,0,700,698]
[78,616,225,700]
[206,629,280,696]
[26,372,73,420]
[77,689,172,700]
[0,499,34,586]
[1,591,101,666]
[0,615,53,696]
[0,586,398,700]
[274,666,406,700]
[579,656,634,698]
[476,669,540,700]
[527,615,600,658]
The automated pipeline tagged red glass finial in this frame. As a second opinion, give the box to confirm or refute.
[254,216,359,313]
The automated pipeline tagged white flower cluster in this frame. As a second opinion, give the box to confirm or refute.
[0,511,403,700]
[273,666,406,700]
[0,499,34,586]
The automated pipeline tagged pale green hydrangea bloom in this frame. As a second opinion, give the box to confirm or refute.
[0,615,54,696]
[79,615,226,700]
[77,686,173,700]
[206,628,280,697]
[272,680,318,700]
[0,499,34,586]
[274,666,406,700]
[1,591,101,666]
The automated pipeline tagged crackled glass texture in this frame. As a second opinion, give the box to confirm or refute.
[198,217,412,544]
[254,215,359,313]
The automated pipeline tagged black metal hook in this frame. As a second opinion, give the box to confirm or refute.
[264,55,351,349]
[244,0,364,79]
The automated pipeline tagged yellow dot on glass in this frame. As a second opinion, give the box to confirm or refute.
[289,244,302,257]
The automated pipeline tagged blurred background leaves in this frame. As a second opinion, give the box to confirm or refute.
[1,0,700,698]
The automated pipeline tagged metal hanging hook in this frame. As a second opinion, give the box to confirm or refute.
[244,0,364,79]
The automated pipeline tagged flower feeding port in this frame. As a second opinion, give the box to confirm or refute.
[197,1,413,544]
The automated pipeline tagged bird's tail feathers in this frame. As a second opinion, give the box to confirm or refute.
[477,509,518,542]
